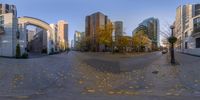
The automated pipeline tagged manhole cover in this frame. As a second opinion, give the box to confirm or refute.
[152,70,159,74]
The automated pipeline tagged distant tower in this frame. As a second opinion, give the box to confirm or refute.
[114,21,123,43]
[57,20,68,51]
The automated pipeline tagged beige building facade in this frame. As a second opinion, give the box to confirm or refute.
[174,4,200,55]
[57,20,68,51]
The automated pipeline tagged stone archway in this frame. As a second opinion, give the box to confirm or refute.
[18,16,54,54]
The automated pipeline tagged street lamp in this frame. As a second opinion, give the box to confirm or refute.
[170,25,175,35]
[169,25,177,64]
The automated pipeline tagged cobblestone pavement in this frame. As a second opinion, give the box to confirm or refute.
[0,51,199,100]
[176,53,200,92]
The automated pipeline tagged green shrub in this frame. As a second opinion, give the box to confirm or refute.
[51,48,54,53]
[42,48,47,54]
[21,53,29,59]
[16,44,21,58]
[168,36,177,44]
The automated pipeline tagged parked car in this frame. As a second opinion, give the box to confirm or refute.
[162,49,168,54]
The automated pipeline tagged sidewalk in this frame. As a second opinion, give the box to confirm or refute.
[175,52,200,92]
[0,54,69,99]
[138,53,191,96]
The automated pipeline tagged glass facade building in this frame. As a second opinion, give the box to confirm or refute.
[133,17,160,50]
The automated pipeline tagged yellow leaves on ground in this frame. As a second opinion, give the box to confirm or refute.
[14,96,29,99]
[74,55,145,96]
[84,87,96,93]
[129,86,134,89]
[165,92,180,96]
[78,80,84,84]
[13,74,24,81]
[108,90,139,95]
[194,79,200,83]
[12,74,24,88]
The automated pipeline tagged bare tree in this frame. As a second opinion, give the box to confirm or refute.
[160,22,177,64]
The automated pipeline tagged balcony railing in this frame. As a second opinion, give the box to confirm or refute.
[192,27,200,37]
[194,27,200,32]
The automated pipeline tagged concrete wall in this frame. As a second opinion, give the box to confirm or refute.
[18,23,27,55]
[0,13,17,57]
[184,48,200,56]
[182,35,200,56]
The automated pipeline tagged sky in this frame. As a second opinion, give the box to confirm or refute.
[1,0,200,44]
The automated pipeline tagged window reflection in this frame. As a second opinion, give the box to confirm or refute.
[194,17,200,33]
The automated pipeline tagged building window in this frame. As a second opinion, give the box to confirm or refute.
[185,42,188,49]
[5,4,9,13]
[185,32,188,38]
[0,16,3,21]
[194,17,200,33]
[0,20,3,25]
[0,4,2,15]
[196,38,200,48]
[16,31,20,39]
[195,4,200,16]
[0,16,4,26]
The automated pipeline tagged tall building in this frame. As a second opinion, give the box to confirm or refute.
[27,30,35,42]
[0,4,18,57]
[74,31,81,50]
[0,4,17,16]
[50,24,57,52]
[114,21,123,36]
[57,20,68,51]
[174,4,200,55]
[36,28,47,50]
[74,31,85,50]
[71,40,74,49]
[27,28,47,53]
[85,12,111,51]
[114,21,123,43]
[133,17,160,50]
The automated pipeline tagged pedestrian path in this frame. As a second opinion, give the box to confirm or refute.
[176,53,200,93]
[143,54,189,96]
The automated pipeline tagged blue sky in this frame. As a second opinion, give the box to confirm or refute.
[1,0,200,43]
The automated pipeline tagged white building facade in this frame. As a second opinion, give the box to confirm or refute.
[174,4,200,55]
[50,24,57,52]
[0,4,18,57]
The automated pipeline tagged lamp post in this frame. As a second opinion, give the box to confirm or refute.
[170,25,176,64]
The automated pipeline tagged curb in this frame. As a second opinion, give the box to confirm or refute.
[179,52,200,57]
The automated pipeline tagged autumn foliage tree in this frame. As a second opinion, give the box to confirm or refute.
[78,36,90,51]
[97,23,114,51]
[132,29,151,52]
[117,36,130,52]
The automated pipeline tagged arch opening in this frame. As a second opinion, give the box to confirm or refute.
[18,16,55,55]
